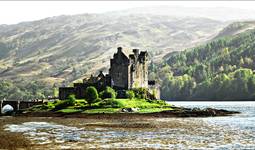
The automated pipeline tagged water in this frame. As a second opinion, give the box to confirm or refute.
[170,101,255,130]
[3,101,255,149]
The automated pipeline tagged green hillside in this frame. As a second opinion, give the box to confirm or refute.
[158,24,255,100]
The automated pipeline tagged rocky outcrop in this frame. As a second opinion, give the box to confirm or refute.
[158,107,240,117]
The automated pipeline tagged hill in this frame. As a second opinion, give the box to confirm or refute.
[158,22,255,100]
[0,13,224,84]
[213,21,255,39]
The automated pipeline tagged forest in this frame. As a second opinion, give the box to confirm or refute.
[0,79,54,100]
[153,28,255,100]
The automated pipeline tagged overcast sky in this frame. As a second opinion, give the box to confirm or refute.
[1,1,255,25]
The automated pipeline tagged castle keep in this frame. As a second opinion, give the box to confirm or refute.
[59,47,159,100]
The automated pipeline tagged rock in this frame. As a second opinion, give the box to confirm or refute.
[121,108,139,113]
[204,108,217,116]
[192,107,201,112]
[131,108,139,112]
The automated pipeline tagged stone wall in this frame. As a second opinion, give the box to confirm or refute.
[109,47,130,90]
[59,87,75,100]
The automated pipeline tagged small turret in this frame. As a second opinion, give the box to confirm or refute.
[133,49,139,57]
[117,47,122,53]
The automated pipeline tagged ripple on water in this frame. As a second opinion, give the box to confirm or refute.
[3,120,255,149]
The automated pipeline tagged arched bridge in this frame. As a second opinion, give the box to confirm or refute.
[0,100,44,114]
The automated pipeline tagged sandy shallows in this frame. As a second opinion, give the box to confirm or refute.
[1,116,255,149]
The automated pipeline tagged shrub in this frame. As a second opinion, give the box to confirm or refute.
[54,101,70,110]
[53,95,76,110]
[85,86,99,106]
[133,88,148,99]
[97,99,125,108]
[126,90,135,99]
[99,86,116,99]
[67,94,76,106]
[41,102,55,110]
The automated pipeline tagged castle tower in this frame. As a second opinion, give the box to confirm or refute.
[109,47,130,89]
[129,49,148,89]
[109,47,148,90]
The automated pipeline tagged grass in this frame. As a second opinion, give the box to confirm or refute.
[57,108,83,113]
[83,108,120,113]
[31,98,172,114]
[111,99,169,109]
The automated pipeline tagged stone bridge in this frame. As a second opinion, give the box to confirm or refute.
[0,100,44,114]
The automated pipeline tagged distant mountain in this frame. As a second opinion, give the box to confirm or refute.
[0,12,225,86]
[213,21,255,39]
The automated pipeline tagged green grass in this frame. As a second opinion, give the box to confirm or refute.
[31,98,172,114]
[83,108,120,113]
[112,99,169,109]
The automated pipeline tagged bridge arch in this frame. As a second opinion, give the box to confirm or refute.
[2,104,14,114]
[0,100,20,114]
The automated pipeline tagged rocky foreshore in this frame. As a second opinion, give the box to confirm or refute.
[15,107,240,119]
[157,106,240,117]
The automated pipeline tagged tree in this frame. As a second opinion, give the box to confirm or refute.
[85,86,98,106]
[99,86,116,99]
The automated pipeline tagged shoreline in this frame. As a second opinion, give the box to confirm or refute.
[14,107,240,119]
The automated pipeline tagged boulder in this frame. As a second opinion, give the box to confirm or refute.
[121,108,139,113]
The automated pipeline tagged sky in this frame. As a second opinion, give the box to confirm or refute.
[1,1,255,25]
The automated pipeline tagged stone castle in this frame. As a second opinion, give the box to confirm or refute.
[59,47,159,100]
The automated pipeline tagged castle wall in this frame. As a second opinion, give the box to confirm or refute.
[110,62,129,89]
[59,87,75,100]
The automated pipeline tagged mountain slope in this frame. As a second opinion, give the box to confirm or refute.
[0,13,225,86]
[159,22,255,100]
[213,21,255,39]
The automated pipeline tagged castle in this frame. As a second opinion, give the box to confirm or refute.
[59,47,159,100]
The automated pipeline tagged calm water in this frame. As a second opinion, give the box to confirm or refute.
[170,101,255,130]
[3,101,255,149]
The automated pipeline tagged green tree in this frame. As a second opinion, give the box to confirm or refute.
[85,86,98,106]
[99,86,116,99]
